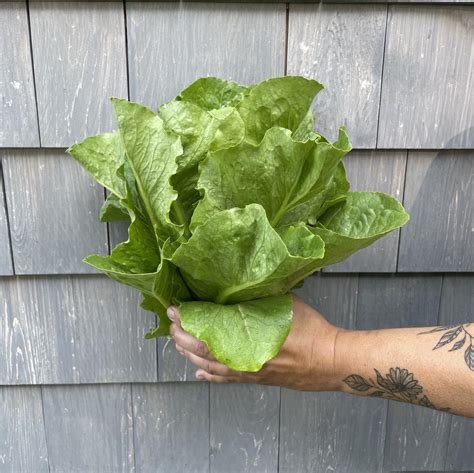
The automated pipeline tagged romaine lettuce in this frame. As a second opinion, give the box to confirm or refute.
[67,76,409,371]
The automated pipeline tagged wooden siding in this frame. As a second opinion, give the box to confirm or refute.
[0,3,39,147]
[29,2,128,147]
[0,2,473,472]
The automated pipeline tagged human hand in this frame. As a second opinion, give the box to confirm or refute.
[167,295,342,391]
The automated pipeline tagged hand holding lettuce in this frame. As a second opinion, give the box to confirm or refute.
[68,76,409,372]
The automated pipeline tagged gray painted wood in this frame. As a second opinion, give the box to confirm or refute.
[109,220,130,250]
[2,149,108,275]
[0,164,13,276]
[0,276,76,385]
[127,2,286,108]
[29,2,127,147]
[70,276,158,383]
[438,275,474,470]
[324,150,407,272]
[132,382,209,473]
[280,389,387,473]
[0,386,49,472]
[294,273,359,330]
[287,4,387,148]
[281,275,387,473]
[158,336,193,382]
[210,384,279,473]
[0,2,40,147]
[356,274,443,329]
[378,6,474,149]
[42,384,134,473]
[0,275,157,385]
[398,151,473,272]
[356,275,451,471]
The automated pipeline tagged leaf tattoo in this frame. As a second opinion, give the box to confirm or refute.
[343,367,450,412]
[418,324,474,371]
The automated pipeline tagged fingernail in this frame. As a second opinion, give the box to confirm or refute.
[167,305,178,321]
[196,371,204,380]
[175,343,184,355]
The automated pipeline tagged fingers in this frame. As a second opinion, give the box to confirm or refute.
[167,306,215,360]
[195,369,242,384]
[168,305,253,384]
[176,344,237,377]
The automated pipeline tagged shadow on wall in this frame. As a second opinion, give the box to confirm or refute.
[398,126,474,272]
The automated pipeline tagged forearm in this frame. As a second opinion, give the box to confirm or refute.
[334,325,474,417]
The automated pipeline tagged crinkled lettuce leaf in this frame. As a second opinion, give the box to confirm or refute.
[177,76,250,111]
[173,204,325,303]
[67,131,126,198]
[112,98,184,244]
[191,126,351,229]
[237,76,324,144]
[310,191,410,269]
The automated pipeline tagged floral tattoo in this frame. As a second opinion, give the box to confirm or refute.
[418,324,474,371]
[343,367,450,412]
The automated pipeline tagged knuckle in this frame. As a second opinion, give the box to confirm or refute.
[194,340,207,356]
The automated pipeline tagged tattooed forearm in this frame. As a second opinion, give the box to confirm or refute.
[343,367,451,412]
[418,324,474,371]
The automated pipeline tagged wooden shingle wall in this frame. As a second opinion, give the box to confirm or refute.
[0,1,472,472]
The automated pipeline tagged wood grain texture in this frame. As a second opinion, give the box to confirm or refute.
[2,149,108,275]
[281,274,385,473]
[378,6,474,148]
[42,384,134,473]
[324,150,407,272]
[29,2,127,147]
[280,390,386,473]
[398,151,473,272]
[0,275,157,385]
[287,4,387,148]
[0,164,13,276]
[70,276,158,383]
[158,336,193,382]
[438,275,474,470]
[0,2,39,147]
[132,382,209,473]
[294,272,359,330]
[0,276,76,385]
[210,384,279,473]
[356,274,443,329]
[356,275,451,472]
[0,386,49,472]
[127,2,286,108]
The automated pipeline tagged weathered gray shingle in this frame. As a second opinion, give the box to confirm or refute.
[29,1,128,147]
[127,2,286,108]
[0,2,40,147]
[378,6,474,148]
[0,163,13,275]
[288,4,387,148]
[132,382,210,473]
[42,383,134,473]
[2,149,108,275]
[210,384,280,472]
[0,385,49,472]
[0,275,158,385]
[398,151,473,272]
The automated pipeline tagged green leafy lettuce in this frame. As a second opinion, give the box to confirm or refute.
[67,75,409,372]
